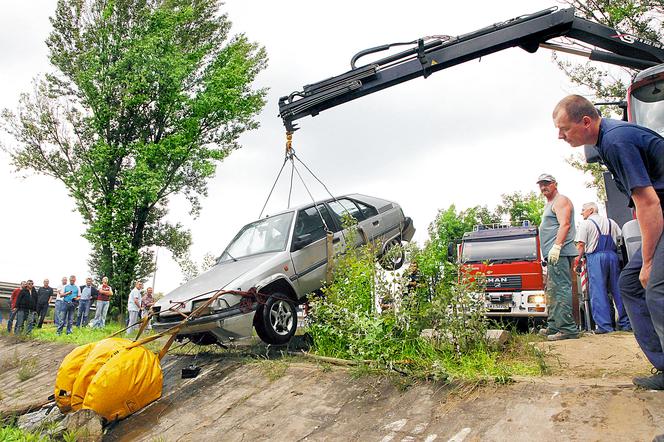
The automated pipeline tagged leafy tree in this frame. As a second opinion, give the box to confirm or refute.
[495,191,545,226]
[2,0,267,315]
[555,0,664,198]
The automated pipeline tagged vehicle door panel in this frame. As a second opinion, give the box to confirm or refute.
[290,205,343,295]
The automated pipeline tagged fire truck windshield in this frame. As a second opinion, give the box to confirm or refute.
[461,236,538,263]
[630,79,664,136]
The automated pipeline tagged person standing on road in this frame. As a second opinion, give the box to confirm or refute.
[36,279,54,328]
[126,281,143,335]
[77,277,98,327]
[553,95,664,390]
[141,286,155,329]
[7,281,25,333]
[14,280,34,334]
[91,277,113,328]
[57,275,79,335]
[25,280,39,334]
[575,202,631,333]
[54,276,68,327]
[537,174,580,341]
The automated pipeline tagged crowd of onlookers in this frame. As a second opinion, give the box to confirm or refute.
[5,276,156,336]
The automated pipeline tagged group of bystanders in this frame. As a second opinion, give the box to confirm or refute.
[6,275,156,336]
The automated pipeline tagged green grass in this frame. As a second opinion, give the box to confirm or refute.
[0,425,51,442]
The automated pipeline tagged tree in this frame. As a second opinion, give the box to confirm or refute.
[495,191,545,227]
[2,0,267,315]
[555,0,664,199]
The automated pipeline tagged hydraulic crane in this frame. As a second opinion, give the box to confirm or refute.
[278,6,664,134]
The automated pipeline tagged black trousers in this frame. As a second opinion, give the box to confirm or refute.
[36,303,49,328]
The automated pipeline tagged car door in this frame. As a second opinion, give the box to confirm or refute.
[290,204,343,295]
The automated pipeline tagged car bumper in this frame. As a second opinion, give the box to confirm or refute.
[153,306,256,341]
[402,217,415,242]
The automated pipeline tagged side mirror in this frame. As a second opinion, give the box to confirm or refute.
[447,242,457,263]
[292,234,312,251]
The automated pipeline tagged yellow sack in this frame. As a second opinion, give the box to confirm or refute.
[70,338,133,411]
[83,345,163,421]
[54,342,96,412]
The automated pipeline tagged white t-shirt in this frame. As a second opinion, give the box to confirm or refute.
[127,288,142,312]
[56,283,67,300]
[575,214,622,254]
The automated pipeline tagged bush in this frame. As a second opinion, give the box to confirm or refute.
[306,215,541,382]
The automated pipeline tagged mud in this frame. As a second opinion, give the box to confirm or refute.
[1,332,662,441]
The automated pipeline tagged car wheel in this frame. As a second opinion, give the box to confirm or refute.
[254,293,297,345]
[380,239,405,270]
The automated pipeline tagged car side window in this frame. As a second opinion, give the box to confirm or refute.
[353,200,378,218]
[327,199,365,223]
[294,205,335,244]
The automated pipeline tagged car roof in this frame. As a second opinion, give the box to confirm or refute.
[261,194,395,219]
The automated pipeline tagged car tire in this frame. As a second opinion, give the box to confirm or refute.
[380,238,405,270]
[254,293,297,345]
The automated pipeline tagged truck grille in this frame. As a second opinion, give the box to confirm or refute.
[485,275,522,291]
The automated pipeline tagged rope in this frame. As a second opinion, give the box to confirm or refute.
[292,162,332,233]
[293,153,338,202]
[259,157,288,219]
[288,159,295,208]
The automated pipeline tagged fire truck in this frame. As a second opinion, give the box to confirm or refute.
[459,223,547,322]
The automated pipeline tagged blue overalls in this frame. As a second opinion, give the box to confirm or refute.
[586,219,631,333]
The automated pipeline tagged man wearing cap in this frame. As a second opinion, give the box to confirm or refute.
[576,202,631,333]
[553,94,664,389]
[537,173,580,341]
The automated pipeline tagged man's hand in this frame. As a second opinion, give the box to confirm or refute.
[640,261,653,288]
[548,244,561,264]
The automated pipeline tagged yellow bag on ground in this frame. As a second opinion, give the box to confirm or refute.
[54,342,96,412]
[70,337,133,411]
[83,345,163,421]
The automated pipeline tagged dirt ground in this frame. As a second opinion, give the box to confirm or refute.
[1,332,662,441]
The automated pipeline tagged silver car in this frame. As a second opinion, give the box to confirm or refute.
[152,194,415,345]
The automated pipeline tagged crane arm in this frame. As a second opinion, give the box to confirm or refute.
[278,7,664,132]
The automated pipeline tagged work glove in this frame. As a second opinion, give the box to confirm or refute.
[548,244,561,265]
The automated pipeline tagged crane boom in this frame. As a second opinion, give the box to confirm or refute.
[278,7,664,132]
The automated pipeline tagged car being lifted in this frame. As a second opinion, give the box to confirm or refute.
[152,193,415,345]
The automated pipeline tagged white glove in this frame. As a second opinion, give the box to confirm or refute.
[548,244,561,265]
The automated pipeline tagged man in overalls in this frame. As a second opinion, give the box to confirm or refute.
[575,202,631,333]
[553,94,664,390]
[537,173,580,341]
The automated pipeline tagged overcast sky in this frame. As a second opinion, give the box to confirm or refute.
[1,0,613,293]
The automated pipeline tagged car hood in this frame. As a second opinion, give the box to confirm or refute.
[156,253,281,309]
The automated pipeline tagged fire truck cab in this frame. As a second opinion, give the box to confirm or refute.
[460,223,547,320]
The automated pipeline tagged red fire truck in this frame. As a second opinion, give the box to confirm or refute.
[459,223,547,323]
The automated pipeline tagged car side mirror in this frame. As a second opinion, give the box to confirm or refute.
[292,234,312,251]
[447,242,457,263]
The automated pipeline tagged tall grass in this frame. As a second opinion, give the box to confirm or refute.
[307,221,546,383]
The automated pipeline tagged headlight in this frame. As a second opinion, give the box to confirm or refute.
[191,299,212,315]
[527,294,545,304]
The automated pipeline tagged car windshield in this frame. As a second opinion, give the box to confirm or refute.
[461,236,538,263]
[219,212,294,262]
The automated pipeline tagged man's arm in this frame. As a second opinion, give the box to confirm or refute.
[632,186,663,287]
[554,196,573,246]
[576,241,586,258]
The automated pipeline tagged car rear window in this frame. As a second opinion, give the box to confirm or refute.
[328,199,365,222]
[353,200,378,218]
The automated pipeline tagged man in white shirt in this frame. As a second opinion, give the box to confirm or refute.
[126,281,143,335]
[54,276,68,327]
[575,202,631,333]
